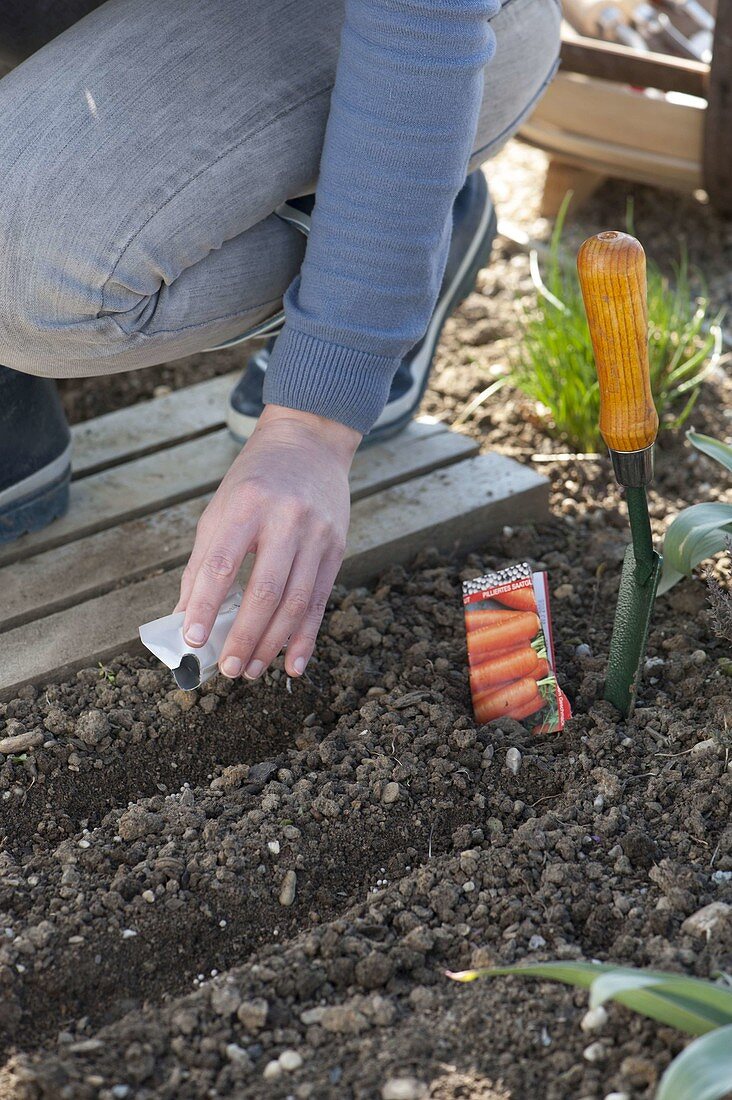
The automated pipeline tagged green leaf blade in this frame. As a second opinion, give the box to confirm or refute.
[590,973,732,1034]
[658,1024,732,1100]
[661,502,732,588]
[688,431,732,475]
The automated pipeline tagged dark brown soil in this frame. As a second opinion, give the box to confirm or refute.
[1,146,731,1100]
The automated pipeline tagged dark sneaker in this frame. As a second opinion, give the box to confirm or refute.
[0,367,72,544]
[226,170,496,444]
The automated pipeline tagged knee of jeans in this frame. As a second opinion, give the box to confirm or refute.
[0,188,134,377]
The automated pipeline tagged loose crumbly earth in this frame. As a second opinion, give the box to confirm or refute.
[1,144,731,1100]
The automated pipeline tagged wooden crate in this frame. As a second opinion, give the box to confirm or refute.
[521,8,731,215]
[0,374,549,698]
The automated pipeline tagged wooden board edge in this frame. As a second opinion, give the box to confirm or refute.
[0,426,476,630]
[70,371,241,478]
[0,453,549,699]
[0,420,458,569]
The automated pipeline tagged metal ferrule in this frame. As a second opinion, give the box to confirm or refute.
[610,445,655,488]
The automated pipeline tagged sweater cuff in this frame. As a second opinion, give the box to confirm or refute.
[262,326,400,435]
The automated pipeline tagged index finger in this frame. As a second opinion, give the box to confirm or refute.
[182,520,257,647]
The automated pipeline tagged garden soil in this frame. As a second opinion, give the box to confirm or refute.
[1,144,731,1100]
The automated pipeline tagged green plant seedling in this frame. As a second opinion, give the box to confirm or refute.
[502,195,723,453]
[659,432,732,594]
[446,960,732,1100]
[97,662,117,684]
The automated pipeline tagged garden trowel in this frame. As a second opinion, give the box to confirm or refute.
[577,230,662,718]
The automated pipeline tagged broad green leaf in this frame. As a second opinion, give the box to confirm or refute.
[659,502,732,593]
[590,973,732,1035]
[657,565,686,596]
[658,1024,732,1100]
[688,431,732,475]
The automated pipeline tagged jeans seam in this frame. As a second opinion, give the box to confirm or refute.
[106,294,284,340]
[99,82,334,314]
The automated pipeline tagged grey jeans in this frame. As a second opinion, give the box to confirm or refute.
[0,0,560,380]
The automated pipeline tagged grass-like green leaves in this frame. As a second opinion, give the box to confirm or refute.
[659,431,732,594]
[446,960,732,1100]
[506,197,723,453]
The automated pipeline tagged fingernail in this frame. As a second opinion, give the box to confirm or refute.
[185,623,206,646]
[293,657,307,676]
[221,656,242,678]
[244,659,264,680]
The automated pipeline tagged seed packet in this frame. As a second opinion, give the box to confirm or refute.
[139,586,243,690]
[462,562,571,734]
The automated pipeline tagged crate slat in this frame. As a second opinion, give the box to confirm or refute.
[0,452,549,698]
[0,424,476,633]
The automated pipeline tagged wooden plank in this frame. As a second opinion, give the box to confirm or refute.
[0,452,548,697]
[339,451,549,586]
[520,119,702,191]
[560,31,708,98]
[540,158,606,218]
[0,424,477,631]
[703,3,732,213]
[0,419,453,568]
[70,371,239,478]
[532,72,704,163]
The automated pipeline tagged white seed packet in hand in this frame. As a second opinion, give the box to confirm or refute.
[139,586,243,690]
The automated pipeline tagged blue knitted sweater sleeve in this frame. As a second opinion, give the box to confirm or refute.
[263,0,500,435]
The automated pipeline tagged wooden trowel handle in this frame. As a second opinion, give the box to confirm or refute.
[577,231,658,454]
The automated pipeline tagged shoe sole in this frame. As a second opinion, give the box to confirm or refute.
[226,195,497,447]
[0,464,71,544]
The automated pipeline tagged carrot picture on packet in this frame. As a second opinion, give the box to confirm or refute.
[462,562,571,734]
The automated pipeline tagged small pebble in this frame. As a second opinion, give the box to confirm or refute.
[382,782,400,805]
[121,929,137,939]
[505,747,522,775]
[691,738,718,756]
[236,998,269,1031]
[604,1094,630,1100]
[583,1041,606,1063]
[225,1044,251,1066]
[382,1078,427,1100]
[279,870,297,907]
[575,643,592,659]
[279,1050,303,1072]
[0,729,44,755]
[712,870,732,885]
[142,889,155,904]
[528,934,546,950]
[553,583,574,599]
[267,840,280,855]
[262,1059,282,1080]
[681,901,732,937]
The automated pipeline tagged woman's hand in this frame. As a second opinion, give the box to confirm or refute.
[175,404,360,680]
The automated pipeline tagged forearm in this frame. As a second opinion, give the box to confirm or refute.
[264,0,499,433]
